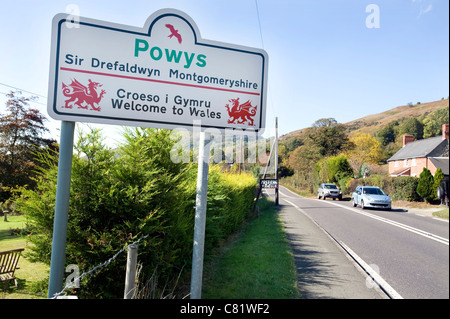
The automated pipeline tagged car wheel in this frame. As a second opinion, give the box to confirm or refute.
[317,193,321,199]
[361,200,366,209]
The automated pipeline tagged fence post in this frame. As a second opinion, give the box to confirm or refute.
[124,244,138,299]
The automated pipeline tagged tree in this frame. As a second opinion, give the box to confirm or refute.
[399,118,423,140]
[287,141,322,192]
[307,118,351,157]
[432,168,445,200]
[423,107,449,138]
[376,121,398,146]
[0,91,56,200]
[314,154,353,187]
[346,133,383,165]
[416,168,434,203]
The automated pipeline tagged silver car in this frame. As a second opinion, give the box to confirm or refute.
[352,186,391,210]
[318,183,342,200]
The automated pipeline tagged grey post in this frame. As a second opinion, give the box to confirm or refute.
[275,117,279,205]
[124,244,138,299]
[48,121,76,298]
[190,131,211,299]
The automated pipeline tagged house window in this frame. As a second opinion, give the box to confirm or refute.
[404,159,408,167]
[395,161,399,168]
[412,158,416,167]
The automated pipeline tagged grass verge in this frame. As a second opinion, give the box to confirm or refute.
[1,215,49,299]
[433,208,449,220]
[202,197,299,299]
[0,215,27,251]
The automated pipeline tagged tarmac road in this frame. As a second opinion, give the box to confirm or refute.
[272,186,449,299]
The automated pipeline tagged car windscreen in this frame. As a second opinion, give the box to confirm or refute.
[325,185,338,189]
[363,188,384,195]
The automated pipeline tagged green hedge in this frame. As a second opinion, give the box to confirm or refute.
[15,128,257,298]
[349,175,420,201]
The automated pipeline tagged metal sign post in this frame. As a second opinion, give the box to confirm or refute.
[47,120,75,298]
[190,131,211,299]
[275,117,279,205]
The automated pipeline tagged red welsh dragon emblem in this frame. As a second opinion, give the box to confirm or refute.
[225,98,258,126]
[62,79,106,111]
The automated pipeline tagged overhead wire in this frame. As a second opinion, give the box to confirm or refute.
[0,82,48,107]
[0,82,47,99]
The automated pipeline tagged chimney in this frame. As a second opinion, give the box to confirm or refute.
[443,124,449,141]
[403,135,415,147]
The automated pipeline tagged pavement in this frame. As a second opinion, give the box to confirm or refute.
[278,201,386,299]
[400,207,448,218]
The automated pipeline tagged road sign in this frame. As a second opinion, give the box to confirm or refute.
[47,9,269,299]
[48,9,268,132]
[260,179,278,189]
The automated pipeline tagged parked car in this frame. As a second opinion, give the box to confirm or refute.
[352,186,391,210]
[318,183,342,200]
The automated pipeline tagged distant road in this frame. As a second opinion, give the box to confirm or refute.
[275,186,449,299]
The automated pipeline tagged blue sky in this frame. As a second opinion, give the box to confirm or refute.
[0,0,448,144]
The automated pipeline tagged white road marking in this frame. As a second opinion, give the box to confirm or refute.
[336,239,404,299]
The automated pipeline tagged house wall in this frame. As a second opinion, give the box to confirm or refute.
[389,157,439,177]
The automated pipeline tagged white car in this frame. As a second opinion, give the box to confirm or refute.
[318,183,342,200]
[352,186,391,211]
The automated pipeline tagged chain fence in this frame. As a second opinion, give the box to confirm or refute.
[50,234,149,299]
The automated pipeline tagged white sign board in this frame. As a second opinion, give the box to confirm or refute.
[48,9,268,132]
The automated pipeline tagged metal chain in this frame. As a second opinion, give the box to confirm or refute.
[50,234,149,299]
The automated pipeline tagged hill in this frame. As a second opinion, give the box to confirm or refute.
[344,98,449,136]
[280,98,449,143]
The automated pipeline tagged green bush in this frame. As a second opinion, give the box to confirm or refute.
[15,128,257,298]
[433,168,445,201]
[205,167,257,250]
[417,168,434,203]
[392,177,420,201]
[314,155,353,190]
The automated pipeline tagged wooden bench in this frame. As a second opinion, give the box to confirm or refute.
[0,248,25,289]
